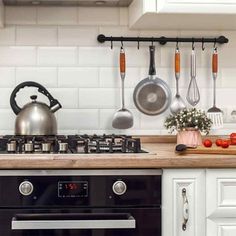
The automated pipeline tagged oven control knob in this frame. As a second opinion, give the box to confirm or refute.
[19,181,34,196]
[112,181,127,195]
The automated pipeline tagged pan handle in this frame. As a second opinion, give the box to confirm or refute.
[149,46,156,76]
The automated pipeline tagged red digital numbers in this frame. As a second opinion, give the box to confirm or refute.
[65,183,78,190]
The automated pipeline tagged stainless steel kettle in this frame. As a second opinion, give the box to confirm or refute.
[10,81,62,136]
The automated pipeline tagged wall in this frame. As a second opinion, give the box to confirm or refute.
[0,6,235,135]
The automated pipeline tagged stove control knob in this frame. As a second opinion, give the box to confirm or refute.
[19,181,33,196]
[112,181,127,195]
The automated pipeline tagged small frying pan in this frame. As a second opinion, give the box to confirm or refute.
[133,46,171,116]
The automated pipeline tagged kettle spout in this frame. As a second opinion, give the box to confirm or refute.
[50,100,62,113]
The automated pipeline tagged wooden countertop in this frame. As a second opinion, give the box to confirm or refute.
[1,143,236,169]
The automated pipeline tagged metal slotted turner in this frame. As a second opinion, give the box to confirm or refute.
[207,47,223,129]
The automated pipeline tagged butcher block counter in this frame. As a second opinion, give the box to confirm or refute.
[1,139,236,169]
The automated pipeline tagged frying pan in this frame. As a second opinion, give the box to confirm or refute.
[133,46,171,116]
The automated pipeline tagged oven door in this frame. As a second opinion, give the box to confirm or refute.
[0,208,161,236]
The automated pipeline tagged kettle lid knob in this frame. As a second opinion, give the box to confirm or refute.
[30,95,37,101]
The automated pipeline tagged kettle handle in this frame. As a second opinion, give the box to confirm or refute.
[10,81,62,115]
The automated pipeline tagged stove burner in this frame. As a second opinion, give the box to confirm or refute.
[0,135,145,154]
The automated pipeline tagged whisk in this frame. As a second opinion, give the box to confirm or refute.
[186,47,200,106]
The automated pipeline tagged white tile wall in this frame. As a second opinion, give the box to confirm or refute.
[0,6,235,134]
[16,26,57,46]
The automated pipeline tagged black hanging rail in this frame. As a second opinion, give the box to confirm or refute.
[97,34,229,46]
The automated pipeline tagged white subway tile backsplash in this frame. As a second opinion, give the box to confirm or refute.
[0,68,15,87]
[0,6,235,134]
[0,26,15,45]
[16,67,57,87]
[222,68,236,87]
[78,7,119,26]
[58,109,99,130]
[58,67,99,88]
[140,110,170,130]
[0,47,36,66]
[58,26,99,46]
[125,47,151,67]
[37,7,78,25]
[0,110,15,130]
[5,7,37,25]
[0,89,13,108]
[99,67,140,88]
[79,88,119,108]
[50,88,79,109]
[79,47,118,67]
[38,47,77,66]
[99,26,139,38]
[219,47,236,68]
[16,26,57,46]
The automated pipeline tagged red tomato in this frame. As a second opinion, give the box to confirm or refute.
[203,139,212,148]
[230,133,236,139]
[231,138,236,145]
[221,140,229,148]
[215,139,223,147]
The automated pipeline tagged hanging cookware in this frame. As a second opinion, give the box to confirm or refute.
[10,81,62,136]
[112,45,134,129]
[186,46,200,106]
[170,46,186,115]
[133,45,171,116]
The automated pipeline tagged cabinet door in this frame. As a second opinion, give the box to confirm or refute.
[206,169,236,218]
[157,0,236,13]
[207,218,236,236]
[162,169,205,236]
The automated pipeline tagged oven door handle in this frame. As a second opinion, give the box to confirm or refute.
[11,213,136,230]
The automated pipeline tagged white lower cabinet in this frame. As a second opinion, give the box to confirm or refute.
[206,169,236,236]
[207,218,236,236]
[162,169,205,236]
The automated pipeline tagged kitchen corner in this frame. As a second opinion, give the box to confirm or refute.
[1,1,236,236]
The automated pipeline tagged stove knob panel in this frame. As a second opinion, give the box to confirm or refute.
[112,181,127,195]
[19,181,34,196]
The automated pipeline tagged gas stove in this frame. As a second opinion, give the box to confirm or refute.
[0,135,145,154]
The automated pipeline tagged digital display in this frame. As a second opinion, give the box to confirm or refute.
[58,181,88,198]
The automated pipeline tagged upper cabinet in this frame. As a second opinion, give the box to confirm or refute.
[129,0,236,30]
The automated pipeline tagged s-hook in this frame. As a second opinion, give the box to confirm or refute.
[137,37,140,50]
[121,37,124,49]
[192,38,195,50]
[176,38,179,50]
[110,36,113,50]
[202,38,205,51]
[214,38,217,50]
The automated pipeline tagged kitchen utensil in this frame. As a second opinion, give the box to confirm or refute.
[186,48,200,106]
[176,143,236,155]
[112,47,134,129]
[10,81,62,136]
[133,45,171,115]
[170,48,186,114]
[207,47,223,129]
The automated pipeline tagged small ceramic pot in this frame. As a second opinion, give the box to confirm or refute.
[177,128,202,147]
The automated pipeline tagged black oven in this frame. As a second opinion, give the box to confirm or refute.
[0,169,162,236]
